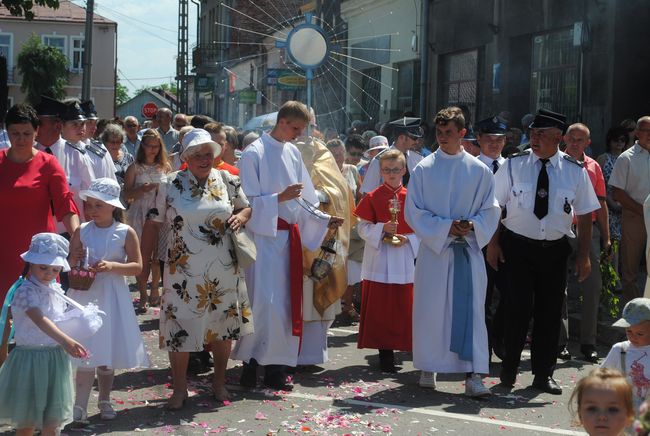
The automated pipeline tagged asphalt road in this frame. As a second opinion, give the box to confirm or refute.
[0,290,609,436]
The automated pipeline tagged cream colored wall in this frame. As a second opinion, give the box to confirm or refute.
[0,20,116,117]
[341,0,421,122]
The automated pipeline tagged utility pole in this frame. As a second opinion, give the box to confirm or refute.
[82,0,94,101]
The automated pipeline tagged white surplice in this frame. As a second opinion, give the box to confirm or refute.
[231,132,330,366]
[404,148,501,374]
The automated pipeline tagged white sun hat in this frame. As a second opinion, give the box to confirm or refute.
[363,135,389,159]
[79,178,125,209]
[180,128,222,161]
[21,232,71,271]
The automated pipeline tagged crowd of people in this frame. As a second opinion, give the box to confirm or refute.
[0,95,649,436]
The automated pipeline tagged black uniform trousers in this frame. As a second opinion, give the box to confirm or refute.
[483,247,506,356]
[500,229,572,378]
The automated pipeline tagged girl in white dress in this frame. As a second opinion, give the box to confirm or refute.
[67,178,149,423]
[0,233,88,435]
[123,129,170,312]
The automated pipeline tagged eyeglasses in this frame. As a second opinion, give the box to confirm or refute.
[125,123,138,128]
[381,167,404,174]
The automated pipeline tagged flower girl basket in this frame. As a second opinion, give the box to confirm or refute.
[68,247,96,291]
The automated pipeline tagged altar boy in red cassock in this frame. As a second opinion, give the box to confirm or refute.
[354,149,419,372]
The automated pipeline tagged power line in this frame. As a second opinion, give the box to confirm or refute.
[94,1,177,35]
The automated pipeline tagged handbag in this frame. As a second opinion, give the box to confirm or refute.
[219,170,257,270]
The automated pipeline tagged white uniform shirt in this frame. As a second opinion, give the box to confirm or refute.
[608,142,650,205]
[494,150,600,241]
[477,153,505,174]
[84,140,118,181]
[360,144,422,194]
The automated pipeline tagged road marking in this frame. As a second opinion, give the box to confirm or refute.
[329,327,358,335]
[228,383,584,435]
[284,391,586,435]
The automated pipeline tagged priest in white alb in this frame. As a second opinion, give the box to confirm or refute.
[404,107,501,398]
[231,101,343,391]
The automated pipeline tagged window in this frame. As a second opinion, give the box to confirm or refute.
[42,34,66,55]
[360,67,381,123]
[70,36,84,72]
[439,50,478,123]
[0,33,12,81]
[530,28,580,121]
[395,60,421,117]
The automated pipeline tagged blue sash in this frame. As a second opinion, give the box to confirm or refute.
[0,276,24,343]
[450,240,473,361]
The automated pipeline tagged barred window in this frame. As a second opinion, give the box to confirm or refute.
[439,50,478,123]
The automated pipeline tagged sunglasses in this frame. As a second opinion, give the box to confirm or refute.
[347,151,364,158]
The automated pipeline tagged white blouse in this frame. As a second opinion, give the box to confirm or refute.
[11,278,67,346]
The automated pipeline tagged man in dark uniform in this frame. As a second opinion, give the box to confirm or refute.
[487,109,600,394]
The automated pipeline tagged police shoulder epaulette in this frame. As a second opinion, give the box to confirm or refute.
[85,141,106,158]
[65,141,86,154]
[508,150,530,159]
[563,154,584,168]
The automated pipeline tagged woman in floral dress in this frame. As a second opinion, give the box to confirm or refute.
[159,129,253,409]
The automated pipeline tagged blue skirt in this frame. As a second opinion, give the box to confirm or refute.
[0,346,74,430]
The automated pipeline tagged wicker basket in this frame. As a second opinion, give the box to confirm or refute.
[68,265,96,291]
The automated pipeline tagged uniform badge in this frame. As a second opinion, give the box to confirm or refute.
[537,188,548,198]
[563,198,572,214]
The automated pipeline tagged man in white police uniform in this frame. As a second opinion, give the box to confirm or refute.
[475,116,508,360]
[487,109,599,395]
[360,117,423,194]
[476,116,507,174]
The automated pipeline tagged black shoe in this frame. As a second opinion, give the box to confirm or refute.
[491,340,505,361]
[557,347,571,361]
[580,345,599,363]
[263,365,294,391]
[378,349,397,373]
[499,367,516,387]
[531,376,562,395]
[186,353,206,374]
[239,360,258,388]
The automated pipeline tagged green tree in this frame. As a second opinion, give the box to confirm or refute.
[116,80,130,106]
[2,0,59,20]
[17,34,68,104]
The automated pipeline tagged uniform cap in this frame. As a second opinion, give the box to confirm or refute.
[477,116,508,135]
[612,298,650,328]
[389,116,423,138]
[80,100,98,120]
[61,101,86,122]
[529,109,567,133]
[462,126,478,143]
[35,95,66,118]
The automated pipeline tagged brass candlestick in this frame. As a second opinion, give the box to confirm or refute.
[383,197,404,246]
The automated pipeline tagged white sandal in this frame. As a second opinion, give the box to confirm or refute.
[72,405,89,425]
[98,400,117,420]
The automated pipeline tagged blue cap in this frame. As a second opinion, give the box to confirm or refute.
[613,298,650,328]
[529,108,567,133]
[462,126,478,143]
[476,116,507,136]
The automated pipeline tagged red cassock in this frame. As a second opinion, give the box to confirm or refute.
[0,150,79,298]
[354,184,413,351]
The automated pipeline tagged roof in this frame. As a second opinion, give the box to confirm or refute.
[0,0,115,24]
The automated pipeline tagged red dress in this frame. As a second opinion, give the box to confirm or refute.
[0,150,79,298]
[354,184,414,351]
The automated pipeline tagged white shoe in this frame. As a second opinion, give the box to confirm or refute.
[465,373,492,398]
[72,405,89,426]
[419,371,437,389]
[98,400,117,420]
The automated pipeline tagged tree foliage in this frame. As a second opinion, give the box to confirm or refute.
[2,0,59,20]
[116,80,130,106]
[17,34,68,104]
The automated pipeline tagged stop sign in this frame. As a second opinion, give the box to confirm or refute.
[141,102,158,119]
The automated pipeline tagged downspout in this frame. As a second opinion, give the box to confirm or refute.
[418,0,429,120]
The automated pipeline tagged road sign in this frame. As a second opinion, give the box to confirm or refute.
[142,102,158,118]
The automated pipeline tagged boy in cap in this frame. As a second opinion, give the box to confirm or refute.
[602,298,650,410]
[360,117,423,194]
